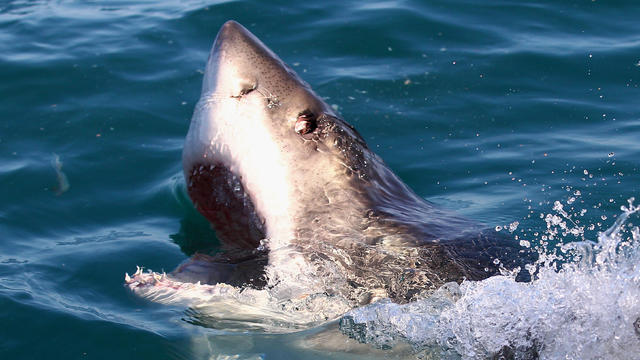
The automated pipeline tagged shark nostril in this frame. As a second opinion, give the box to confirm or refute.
[231,83,257,99]
[240,86,255,95]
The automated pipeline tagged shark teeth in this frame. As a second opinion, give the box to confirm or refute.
[123,266,243,306]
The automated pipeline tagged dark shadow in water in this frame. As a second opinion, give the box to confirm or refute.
[170,207,221,257]
[169,195,268,290]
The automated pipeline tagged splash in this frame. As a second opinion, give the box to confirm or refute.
[340,198,640,359]
[125,247,353,333]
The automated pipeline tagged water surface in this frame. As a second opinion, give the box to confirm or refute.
[1,1,640,359]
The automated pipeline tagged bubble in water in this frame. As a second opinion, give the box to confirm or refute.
[495,225,503,232]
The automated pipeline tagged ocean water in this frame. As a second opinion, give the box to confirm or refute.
[1,1,640,359]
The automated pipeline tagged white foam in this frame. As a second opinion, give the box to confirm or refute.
[341,198,640,359]
[125,249,352,333]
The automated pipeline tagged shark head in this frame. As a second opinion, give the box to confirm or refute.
[183,21,400,252]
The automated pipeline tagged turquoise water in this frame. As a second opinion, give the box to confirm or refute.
[2,1,640,359]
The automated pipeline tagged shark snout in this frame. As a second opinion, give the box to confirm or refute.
[217,20,246,40]
[203,20,282,98]
[212,20,250,53]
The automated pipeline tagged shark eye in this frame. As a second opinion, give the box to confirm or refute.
[295,110,316,135]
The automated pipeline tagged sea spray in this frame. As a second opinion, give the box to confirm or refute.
[340,198,640,359]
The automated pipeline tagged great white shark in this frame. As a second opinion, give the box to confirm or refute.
[128,21,531,309]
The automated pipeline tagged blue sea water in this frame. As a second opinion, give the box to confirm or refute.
[1,0,640,359]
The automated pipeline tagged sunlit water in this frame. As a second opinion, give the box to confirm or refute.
[2,0,640,359]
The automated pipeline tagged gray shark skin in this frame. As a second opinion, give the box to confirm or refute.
[180,21,531,304]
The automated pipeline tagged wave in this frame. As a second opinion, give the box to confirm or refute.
[341,198,640,359]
